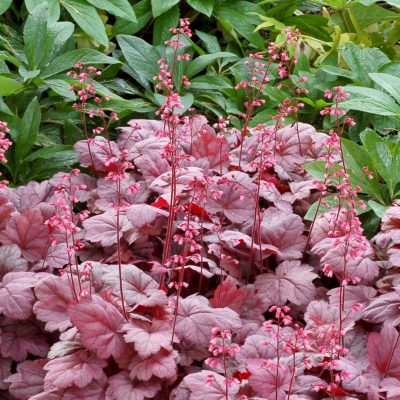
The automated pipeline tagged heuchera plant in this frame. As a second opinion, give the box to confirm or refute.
[1,18,400,400]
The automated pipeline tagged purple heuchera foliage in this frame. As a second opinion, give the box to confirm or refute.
[0,114,399,399]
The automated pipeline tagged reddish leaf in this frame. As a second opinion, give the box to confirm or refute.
[0,272,38,320]
[5,359,47,400]
[123,319,173,358]
[363,289,400,326]
[255,260,317,306]
[206,171,257,223]
[68,295,127,359]
[0,195,14,230]
[209,277,245,312]
[0,320,49,362]
[43,349,106,390]
[33,276,74,332]
[106,371,161,400]
[128,349,178,381]
[83,209,131,246]
[0,209,49,262]
[191,129,230,173]
[174,295,242,346]
[368,326,400,379]
[0,244,28,279]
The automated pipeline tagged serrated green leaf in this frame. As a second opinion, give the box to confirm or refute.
[368,200,389,218]
[153,5,179,46]
[61,0,108,46]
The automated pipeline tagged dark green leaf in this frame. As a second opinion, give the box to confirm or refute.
[196,30,221,53]
[188,0,214,17]
[0,76,23,96]
[369,73,400,104]
[41,49,120,78]
[186,52,238,78]
[349,3,399,30]
[113,0,152,36]
[62,0,108,46]
[15,97,41,162]
[342,86,400,116]
[0,0,12,15]
[45,79,76,100]
[153,5,179,46]
[151,0,179,18]
[117,35,160,86]
[86,0,136,21]
[22,145,75,163]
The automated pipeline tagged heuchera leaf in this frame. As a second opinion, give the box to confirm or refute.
[5,359,47,400]
[0,244,28,279]
[363,288,400,326]
[0,320,49,362]
[123,319,173,358]
[206,171,257,223]
[174,295,242,346]
[191,128,230,173]
[106,371,161,400]
[0,195,14,230]
[0,209,49,262]
[128,349,178,381]
[209,276,245,312]
[68,295,127,359]
[247,359,291,398]
[102,264,158,306]
[83,209,131,247]
[33,276,74,332]
[182,371,240,399]
[43,349,107,390]
[255,260,317,306]
[0,272,38,320]
[367,326,400,379]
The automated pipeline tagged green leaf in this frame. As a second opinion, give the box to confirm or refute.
[189,75,232,90]
[151,0,179,18]
[342,43,390,86]
[0,0,12,15]
[368,200,389,218]
[22,145,75,163]
[186,52,238,79]
[25,0,60,23]
[86,0,136,21]
[153,5,179,46]
[188,0,214,17]
[24,3,48,69]
[196,30,221,53]
[361,130,397,197]
[305,195,370,221]
[0,76,23,96]
[254,15,285,31]
[113,0,151,36]
[369,73,400,104]
[213,1,265,48]
[41,49,120,78]
[303,160,340,181]
[45,79,76,100]
[61,0,108,46]
[117,35,160,86]
[349,3,399,30]
[342,138,383,201]
[320,65,357,80]
[341,86,400,116]
[15,97,41,163]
